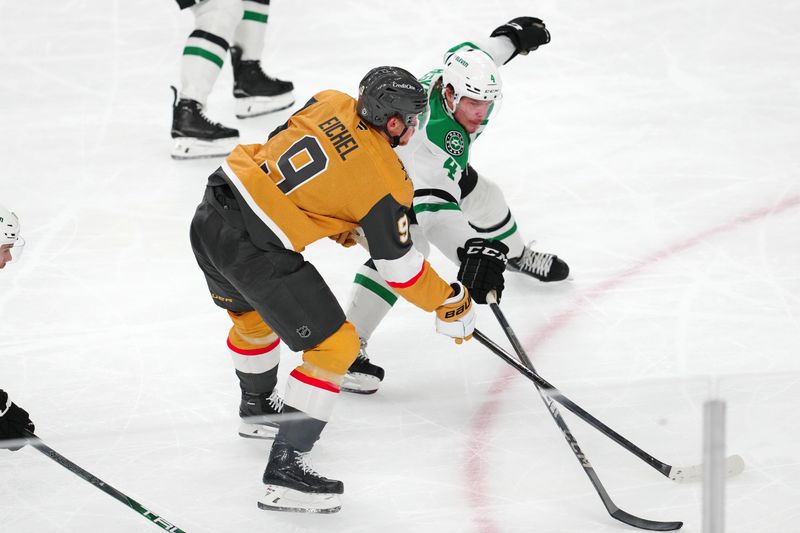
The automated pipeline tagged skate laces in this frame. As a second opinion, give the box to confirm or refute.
[517,243,554,276]
[356,339,369,362]
[295,451,324,477]
[267,390,284,413]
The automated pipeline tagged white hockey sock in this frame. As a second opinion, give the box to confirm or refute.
[346,263,397,341]
[233,0,270,61]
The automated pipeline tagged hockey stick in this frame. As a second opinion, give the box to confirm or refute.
[472,329,745,483]
[22,430,187,533]
[484,293,683,531]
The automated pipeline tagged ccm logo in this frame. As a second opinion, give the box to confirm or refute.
[467,245,507,262]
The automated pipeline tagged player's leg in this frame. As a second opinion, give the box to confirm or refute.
[227,310,283,439]
[342,259,394,394]
[190,186,283,438]
[172,0,240,159]
[342,224,430,394]
[230,0,294,118]
[241,261,355,513]
[191,184,352,512]
[460,167,569,282]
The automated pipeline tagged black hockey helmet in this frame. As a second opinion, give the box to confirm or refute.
[356,66,428,128]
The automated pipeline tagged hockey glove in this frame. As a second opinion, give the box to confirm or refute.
[490,17,551,63]
[0,390,35,451]
[435,283,476,344]
[457,238,509,304]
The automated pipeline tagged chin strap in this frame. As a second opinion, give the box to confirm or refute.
[384,124,409,148]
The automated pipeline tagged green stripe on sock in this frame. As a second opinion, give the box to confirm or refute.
[183,46,224,67]
[354,274,398,306]
[243,11,269,23]
[487,222,518,242]
[413,202,460,214]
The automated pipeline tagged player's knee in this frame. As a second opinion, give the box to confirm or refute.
[302,321,360,377]
[227,310,277,350]
[192,0,242,44]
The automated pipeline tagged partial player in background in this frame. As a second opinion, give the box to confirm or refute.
[171,0,295,159]
[0,205,25,269]
[1,206,35,451]
[189,66,498,512]
[0,390,35,451]
[343,17,570,394]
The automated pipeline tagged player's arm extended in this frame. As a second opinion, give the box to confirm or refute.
[359,195,453,312]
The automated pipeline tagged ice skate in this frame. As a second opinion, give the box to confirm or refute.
[258,441,343,513]
[341,339,384,394]
[230,46,294,118]
[170,86,239,160]
[507,242,569,282]
[239,390,283,439]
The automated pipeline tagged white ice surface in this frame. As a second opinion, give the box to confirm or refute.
[1,0,799,532]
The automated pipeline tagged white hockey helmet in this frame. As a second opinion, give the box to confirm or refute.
[0,205,25,264]
[442,47,503,109]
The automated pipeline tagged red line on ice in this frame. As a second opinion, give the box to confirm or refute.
[464,194,800,532]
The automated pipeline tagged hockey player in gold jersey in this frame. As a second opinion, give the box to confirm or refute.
[189,66,507,513]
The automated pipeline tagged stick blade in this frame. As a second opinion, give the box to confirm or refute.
[611,509,683,531]
[668,454,745,483]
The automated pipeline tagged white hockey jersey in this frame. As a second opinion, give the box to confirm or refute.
[395,37,519,264]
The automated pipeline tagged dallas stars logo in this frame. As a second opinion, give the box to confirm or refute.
[445,130,465,156]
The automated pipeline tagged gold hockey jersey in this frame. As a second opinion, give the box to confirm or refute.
[215,89,452,312]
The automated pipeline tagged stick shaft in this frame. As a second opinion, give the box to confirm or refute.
[482,296,681,530]
[24,431,187,533]
[473,329,673,477]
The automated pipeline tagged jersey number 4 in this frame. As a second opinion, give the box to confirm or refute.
[260,136,330,194]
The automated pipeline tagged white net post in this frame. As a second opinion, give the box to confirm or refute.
[702,399,726,533]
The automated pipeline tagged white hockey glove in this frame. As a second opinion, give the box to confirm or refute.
[435,283,476,344]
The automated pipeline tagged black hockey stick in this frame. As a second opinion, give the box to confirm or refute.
[23,430,187,533]
[472,329,745,482]
[484,293,683,531]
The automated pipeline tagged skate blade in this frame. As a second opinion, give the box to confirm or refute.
[235,93,295,118]
[258,485,341,513]
[238,420,278,440]
[340,373,380,395]
[171,137,238,160]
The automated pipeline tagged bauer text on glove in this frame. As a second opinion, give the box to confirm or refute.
[435,283,476,344]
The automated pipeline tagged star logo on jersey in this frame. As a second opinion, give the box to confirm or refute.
[445,130,465,157]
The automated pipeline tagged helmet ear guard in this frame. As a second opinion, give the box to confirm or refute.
[442,48,503,109]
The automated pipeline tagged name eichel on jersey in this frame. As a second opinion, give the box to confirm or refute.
[318,116,359,161]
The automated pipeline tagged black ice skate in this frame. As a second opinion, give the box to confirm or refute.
[170,86,239,160]
[239,390,283,439]
[341,339,384,395]
[259,441,343,513]
[507,243,570,282]
[230,46,295,118]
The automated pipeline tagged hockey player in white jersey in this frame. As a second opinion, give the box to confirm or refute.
[170,0,295,160]
[343,17,570,394]
[1,206,35,451]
